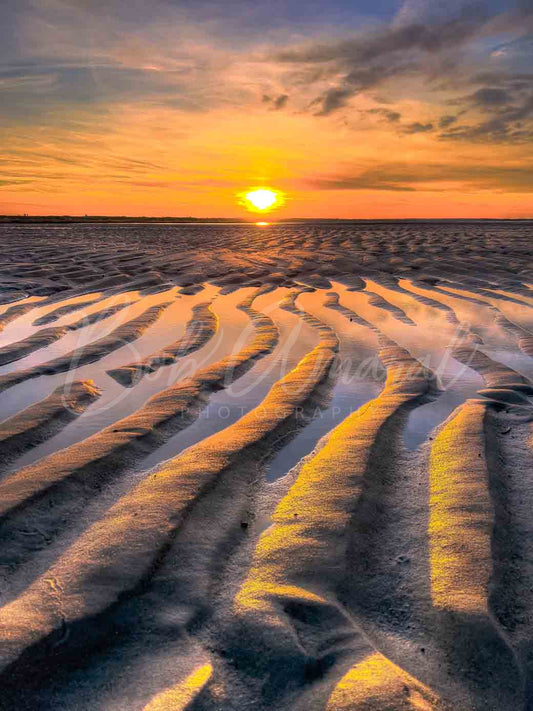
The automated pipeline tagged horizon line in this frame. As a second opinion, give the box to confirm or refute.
[0,215,531,223]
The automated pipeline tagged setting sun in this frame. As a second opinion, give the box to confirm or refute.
[239,187,285,214]
[246,189,276,210]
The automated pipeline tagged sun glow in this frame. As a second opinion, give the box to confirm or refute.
[238,187,285,213]
[246,189,276,210]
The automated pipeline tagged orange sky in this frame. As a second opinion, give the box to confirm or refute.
[1,0,532,218]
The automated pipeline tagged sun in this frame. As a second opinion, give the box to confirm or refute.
[238,186,285,213]
[245,189,277,210]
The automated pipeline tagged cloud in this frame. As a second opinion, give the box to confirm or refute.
[305,162,533,192]
[272,1,499,105]
[314,87,355,115]
[272,93,288,109]
[266,0,533,144]
[0,0,280,128]
[274,4,491,65]
[2,0,531,144]
[0,179,34,186]
[438,114,457,127]
[305,171,416,191]
[471,87,511,105]
[440,83,533,142]
[367,108,402,122]
[261,92,289,109]
[403,121,434,133]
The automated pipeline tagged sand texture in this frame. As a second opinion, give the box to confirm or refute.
[0,220,531,710]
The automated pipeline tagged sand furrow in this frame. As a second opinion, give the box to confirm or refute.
[424,282,499,308]
[374,276,461,323]
[201,340,438,709]
[279,288,339,349]
[405,343,532,706]
[364,290,416,325]
[0,301,41,333]
[401,280,496,337]
[0,292,278,597]
[442,282,533,308]
[10,360,335,709]
[480,288,533,307]
[0,301,172,392]
[451,344,533,407]
[0,316,337,693]
[486,414,533,704]
[0,381,101,475]
[406,279,528,342]
[519,336,533,358]
[0,301,135,367]
[493,313,533,359]
[423,399,523,708]
[107,301,218,387]
[429,402,495,614]
[324,290,379,331]
[436,283,533,337]
[64,300,135,331]
[142,663,213,711]
[326,652,446,710]
[0,325,70,366]
[407,277,493,308]
[32,297,103,326]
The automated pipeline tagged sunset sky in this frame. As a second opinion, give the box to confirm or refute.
[1,0,532,218]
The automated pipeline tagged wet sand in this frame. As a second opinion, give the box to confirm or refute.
[0,220,532,710]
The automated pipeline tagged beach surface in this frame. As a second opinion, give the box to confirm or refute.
[0,220,532,710]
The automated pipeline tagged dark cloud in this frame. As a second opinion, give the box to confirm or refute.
[272,94,289,109]
[275,12,476,115]
[305,171,415,191]
[403,121,434,133]
[368,108,401,122]
[438,114,457,127]
[314,87,355,115]
[262,93,289,110]
[471,71,533,89]
[0,179,34,186]
[441,84,533,142]
[274,4,492,65]
[440,118,533,142]
[306,162,533,192]
[471,87,511,105]
[269,0,533,143]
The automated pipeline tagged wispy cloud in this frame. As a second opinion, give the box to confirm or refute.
[267,0,533,143]
[306,162,533,192]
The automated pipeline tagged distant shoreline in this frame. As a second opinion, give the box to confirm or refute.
[0,216,530,224]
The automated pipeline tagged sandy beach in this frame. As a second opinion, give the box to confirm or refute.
[0,220,532,710]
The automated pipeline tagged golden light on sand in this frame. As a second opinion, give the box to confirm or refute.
[238,187,285,213]
[256,221,269,226]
